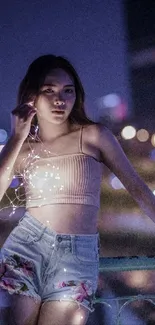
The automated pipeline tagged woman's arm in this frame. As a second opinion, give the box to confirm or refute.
[97,124,155,223]
[0,103,36,201]
[0,135,24,201]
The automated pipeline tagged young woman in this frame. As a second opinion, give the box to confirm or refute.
[0,54,155,325]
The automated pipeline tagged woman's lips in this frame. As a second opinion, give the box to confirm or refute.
[51,110,65,115]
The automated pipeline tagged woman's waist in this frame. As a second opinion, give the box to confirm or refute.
[26,204,98,234]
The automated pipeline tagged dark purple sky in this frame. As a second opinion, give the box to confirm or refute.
[0,0,130,133]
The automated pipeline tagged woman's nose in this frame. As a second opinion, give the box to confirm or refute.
[53,99,65,106]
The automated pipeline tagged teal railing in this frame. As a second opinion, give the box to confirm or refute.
[94,256,155,325]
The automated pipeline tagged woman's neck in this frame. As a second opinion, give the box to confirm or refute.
[37,121,71,142]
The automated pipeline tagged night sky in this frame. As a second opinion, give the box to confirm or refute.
[0,0,130,134]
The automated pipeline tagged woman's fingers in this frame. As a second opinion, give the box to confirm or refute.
[11,103,37,140]
[12,104,36,120]
[26,109,37,122]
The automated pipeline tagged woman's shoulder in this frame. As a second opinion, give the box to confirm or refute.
[82,123,112,142]
[82,122,109,131]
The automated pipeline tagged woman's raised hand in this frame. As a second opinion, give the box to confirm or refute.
[11,102,37,141]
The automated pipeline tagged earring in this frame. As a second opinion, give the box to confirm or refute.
[35,125,39,133]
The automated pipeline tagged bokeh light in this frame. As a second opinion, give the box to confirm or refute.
[0,129,7,143]
[151,134,155,147]
[125,271,149,288]
[0,145,4,152]
[136,129,149,142]
[109,174,125,190]
[121,125,136,140]
[103,93,121,108]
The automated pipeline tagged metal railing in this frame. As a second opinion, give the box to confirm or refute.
[94,256,155,325]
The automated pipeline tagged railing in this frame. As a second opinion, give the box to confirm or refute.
[94,256,155,325]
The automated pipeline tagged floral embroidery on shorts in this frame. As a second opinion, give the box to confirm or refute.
[56,280,95,310]
[0,278,28,294]
[0,254,34,294]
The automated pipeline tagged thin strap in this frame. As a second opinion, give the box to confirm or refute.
[79,126,83,153]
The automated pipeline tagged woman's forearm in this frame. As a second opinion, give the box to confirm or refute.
[0,134,24,200]
[131,180,155,224]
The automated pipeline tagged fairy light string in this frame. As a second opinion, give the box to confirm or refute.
[0,124,64,218]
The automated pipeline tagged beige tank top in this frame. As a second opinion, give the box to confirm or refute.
[24,126,103,209]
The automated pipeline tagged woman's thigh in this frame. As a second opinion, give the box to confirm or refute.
[0,289,41,325]
[38,300,90,325]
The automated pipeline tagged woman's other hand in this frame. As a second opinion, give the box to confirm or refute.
[11,102,37,141]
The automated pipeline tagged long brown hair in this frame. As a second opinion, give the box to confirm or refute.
[18,54,95,127]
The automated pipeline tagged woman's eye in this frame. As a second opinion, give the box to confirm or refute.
[65,89,74,94]
[44,88,54,93]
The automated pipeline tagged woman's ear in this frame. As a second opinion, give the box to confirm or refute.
[27,94,37,108]
[28,101,35,107]
[33,96,38,109]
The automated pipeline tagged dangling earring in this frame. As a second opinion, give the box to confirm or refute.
[35,125,39,134]
[34,124,39,141]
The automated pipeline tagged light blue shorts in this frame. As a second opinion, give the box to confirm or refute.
[0,212,100,312]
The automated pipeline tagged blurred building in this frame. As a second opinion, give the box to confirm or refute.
[125,0,155,122]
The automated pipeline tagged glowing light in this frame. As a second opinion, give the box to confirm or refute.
[0,129,7,143]
[103,93,121,108]
[151,134,155,147]
[110,174,125,190]
[126,271,149,288]
[64,268,67,272]
[136,129,149,142]
[121,126,136,140]
[0,145,4,152]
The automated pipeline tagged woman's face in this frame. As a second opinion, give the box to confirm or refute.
[34,68,76,125]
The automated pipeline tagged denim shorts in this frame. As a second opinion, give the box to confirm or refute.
[0,212,100,312]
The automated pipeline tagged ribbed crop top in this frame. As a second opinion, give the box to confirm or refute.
[24,127,103,209]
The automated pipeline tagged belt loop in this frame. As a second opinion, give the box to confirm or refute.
[18,213,26,225]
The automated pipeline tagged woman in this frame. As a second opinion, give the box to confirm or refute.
[0,54,155,325]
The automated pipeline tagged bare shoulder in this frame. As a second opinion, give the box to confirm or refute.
[82,123,114,147]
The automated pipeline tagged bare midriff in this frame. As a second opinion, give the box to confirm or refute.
[27,204,99,234]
